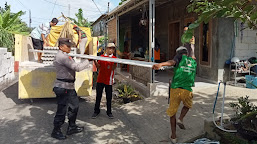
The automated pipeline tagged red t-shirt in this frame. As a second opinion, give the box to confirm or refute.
[97,54,117,85]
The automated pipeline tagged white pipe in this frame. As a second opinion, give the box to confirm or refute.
[220,83,226,128]
[29,49,159,68]
[212,82,237,133]
[213,114,237,133]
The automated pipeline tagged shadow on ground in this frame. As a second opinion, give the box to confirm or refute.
[0,82,143,144]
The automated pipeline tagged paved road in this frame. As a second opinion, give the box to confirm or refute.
[0,71,256,143]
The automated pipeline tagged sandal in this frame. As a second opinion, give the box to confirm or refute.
[177,119,186,130]
[170,137,177,144]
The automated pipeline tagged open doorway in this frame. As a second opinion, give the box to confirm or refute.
[168,22,180,59]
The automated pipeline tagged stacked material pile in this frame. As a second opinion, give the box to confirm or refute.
[41,47,77,64]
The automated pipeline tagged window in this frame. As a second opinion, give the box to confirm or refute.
[200,21,212,66]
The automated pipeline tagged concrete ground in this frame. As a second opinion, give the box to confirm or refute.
[0,71,257,143]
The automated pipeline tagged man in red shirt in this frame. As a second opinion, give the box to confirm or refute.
[92,43,117,119]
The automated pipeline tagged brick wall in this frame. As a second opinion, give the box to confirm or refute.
[107,17,117,44]
[235,23,257,60]
[0,48,15,82]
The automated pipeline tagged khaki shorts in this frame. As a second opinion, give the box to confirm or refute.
[166,88,193,117]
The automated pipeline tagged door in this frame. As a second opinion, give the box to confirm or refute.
[169,22,180,59]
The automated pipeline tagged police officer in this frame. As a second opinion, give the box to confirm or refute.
[51,38,91,140]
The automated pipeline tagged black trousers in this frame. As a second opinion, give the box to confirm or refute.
[53,87,79,128]
[31,37,44,50]
[94,83,112,114]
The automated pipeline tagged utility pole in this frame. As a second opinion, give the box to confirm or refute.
[68,4,70,17]
[29,10,31,28]
[108,2,110,13]
[104,2,109,48]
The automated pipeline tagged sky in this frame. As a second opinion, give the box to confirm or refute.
[1,0,120,27]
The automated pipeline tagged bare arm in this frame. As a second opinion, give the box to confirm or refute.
[78,31,81,41]
[41,34,46,43]
[94,60,100,69]
[62,58,91,72]
[74,28,81,46]
[152,60,176,70]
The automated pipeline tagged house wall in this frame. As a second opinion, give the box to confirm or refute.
[156,0,193,61]
[216,18,235,82]
[155,0,237,82]
[92,20,104,37]
[107,17,117,44]
[234,23,257,60]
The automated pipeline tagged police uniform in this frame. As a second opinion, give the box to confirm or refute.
[51,38,91,140]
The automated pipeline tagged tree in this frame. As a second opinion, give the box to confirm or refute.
[68,8,92,28]
[0,2,32,53]
[182,0,257,44]
[0,2,32,35]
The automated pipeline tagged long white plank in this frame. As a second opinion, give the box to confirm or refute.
[29,49,156,68]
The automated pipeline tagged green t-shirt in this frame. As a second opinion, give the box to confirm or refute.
[171,55,197,91]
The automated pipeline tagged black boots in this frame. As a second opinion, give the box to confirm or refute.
[66,125,84,135]
[51,127,66,140]
[51,125,84,140]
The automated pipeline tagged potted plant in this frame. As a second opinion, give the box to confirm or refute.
[116,83,142,104]
[230,96,257,140]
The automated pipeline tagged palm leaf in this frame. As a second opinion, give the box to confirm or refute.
[8,23,25,31]
[2,8,10,28]
[6,11,22,30]
[0,14,3,28]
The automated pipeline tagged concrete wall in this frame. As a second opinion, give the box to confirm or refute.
[15,34,35,62]
[0,48,15,82]
[19,62,93,99]
[234,23,257,60]
[216,18,235,82]
[16,34,97,99]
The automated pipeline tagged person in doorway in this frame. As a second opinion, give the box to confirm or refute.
[122,41,131,59]
[92,43,117,119]
[51,38,92,140]
[154,38,161,63]
[183,23,196,60]
[30,18,58,63]
[121,41,131,70]
[154,38,161,73]
[152,46,197,143]
[73,25,88,54]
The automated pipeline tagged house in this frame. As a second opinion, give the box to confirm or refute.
[91,14,107,37]
[104,0,257,84]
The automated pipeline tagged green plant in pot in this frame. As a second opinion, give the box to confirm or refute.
[117,84,142,104]
[230,96,257,140]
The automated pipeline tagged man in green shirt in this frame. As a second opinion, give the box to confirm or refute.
[152,46,197,143]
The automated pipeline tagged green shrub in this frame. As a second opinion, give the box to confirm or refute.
[0,29,14,53]
[230,96,257,120]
